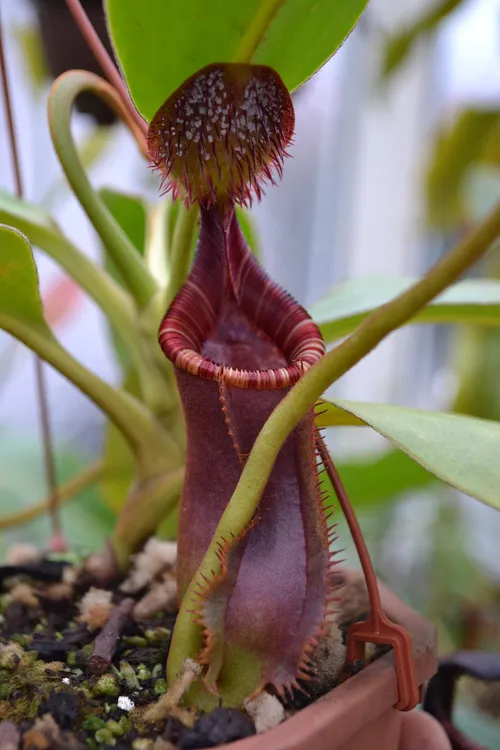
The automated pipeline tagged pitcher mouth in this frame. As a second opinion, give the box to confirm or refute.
[158,204,324,389]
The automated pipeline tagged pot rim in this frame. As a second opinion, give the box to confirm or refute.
[223,572,437,750]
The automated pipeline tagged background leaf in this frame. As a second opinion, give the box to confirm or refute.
[99,369,139,514]
[0,431,113,558]
[320,449,437,510]
[310,276,500,343]
[329,399,500,510]
[0,224,51,334]
[104,0,368,120]
[99,187,147,260]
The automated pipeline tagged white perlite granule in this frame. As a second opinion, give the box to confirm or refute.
[244,692,285,734]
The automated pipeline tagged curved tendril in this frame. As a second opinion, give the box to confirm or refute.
[48,70,156,307]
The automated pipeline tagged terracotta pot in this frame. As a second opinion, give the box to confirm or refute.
[33,0,116,124]
[222,575,440,750]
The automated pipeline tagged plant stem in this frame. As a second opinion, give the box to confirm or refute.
[0,202,168,408]
[168,201,500,682]
[64,0,147,141]
[0,461,104,530]
[232,0,286,63]
[110,466,184,569]
[166,205,198,303]
[48,70,156,308]
[1,316,180,479]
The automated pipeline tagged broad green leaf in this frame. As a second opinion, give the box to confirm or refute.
[315,400,364,427]
[320,449,436,510]
[310,277,500,343]
[104,0,368,120]
[328,399,500,510]
[0,224,50,332]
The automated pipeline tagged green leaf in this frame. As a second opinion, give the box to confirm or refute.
[99,187,147,258]
[98,187,149,369]
[104,0,368,120]
[0,430,114,558]
[0,225,49,331]
[328,399,500,510]
[310,277,500,343]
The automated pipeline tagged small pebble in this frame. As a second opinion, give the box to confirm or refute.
[117,696,135,712]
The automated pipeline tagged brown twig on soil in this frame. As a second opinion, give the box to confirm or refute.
[87,597,135,675]
[0,10,63,551]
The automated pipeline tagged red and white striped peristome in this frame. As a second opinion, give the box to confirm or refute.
[159,203,325,389]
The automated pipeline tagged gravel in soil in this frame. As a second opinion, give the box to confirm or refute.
[0,556,384,749]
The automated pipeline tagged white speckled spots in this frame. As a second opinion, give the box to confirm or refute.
[148,63,294,205]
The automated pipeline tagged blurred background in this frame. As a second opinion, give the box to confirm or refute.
[1,0,500,742]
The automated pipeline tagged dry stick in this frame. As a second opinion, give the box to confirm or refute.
[64,0,148,139]
[88,597,135,675]
[0,12,63,550]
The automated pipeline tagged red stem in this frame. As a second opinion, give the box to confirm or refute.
[64,0,148,137]
[316,432,383,619]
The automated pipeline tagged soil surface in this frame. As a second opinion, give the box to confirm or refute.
[0,555,372,750]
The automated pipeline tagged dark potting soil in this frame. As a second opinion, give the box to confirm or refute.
[0,559,388,749]
[0,557,260,749]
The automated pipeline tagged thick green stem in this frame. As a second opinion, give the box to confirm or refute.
[232,0,286,63]
[110,467,184,569]
[166,204,198,303]
[48,70,157,308]
[1,317,179,478]
[0,202,167,407]
[168,201,500,684]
